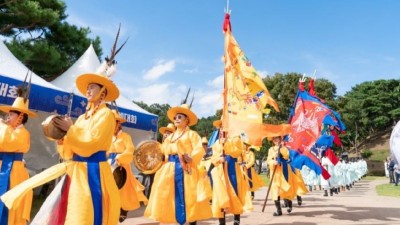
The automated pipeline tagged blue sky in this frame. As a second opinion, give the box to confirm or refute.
[65,0,400,118]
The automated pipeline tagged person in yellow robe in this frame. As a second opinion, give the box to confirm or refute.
[197,137,212,204]
[1,66,121,225]
[266,136,298,216]
[108,109,147,222]
[241,143,265,199]
[139,122,176,201]
[144,103,212,225]
[51,68,121,225]
[208,120,253,225]
[159,123,175,143]
[0,86,37,225]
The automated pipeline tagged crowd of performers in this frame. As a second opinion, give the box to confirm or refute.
[0,71,369,225]
[0,45,370,225]
[302,157,368,196]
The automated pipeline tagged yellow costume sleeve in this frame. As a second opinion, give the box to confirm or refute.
[223,136,243,158]
[245,151,255,169]
[266,146,277,168]
[115,132,135,165]
[266,145,289,169]
[210,142,223,166]
[0,124,29,152]
[57,144,73,160]
[64,104,115,157]
[187,130,204,165]
[280,146,290,160]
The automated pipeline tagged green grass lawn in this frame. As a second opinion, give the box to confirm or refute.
[376,183,400,198]
[369,149,390,161]
[364,176,386,181]
[260,173,270,185]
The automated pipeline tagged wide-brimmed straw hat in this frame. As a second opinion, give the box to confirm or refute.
[76,72,119,102]
[167,103,198,126]
[0,97,37,117]
[76,25,127,102]
[213,119,222,128]
[159,123,176,135]
[111,109,126,123]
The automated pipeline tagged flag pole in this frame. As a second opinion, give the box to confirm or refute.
[262,165,276,212]
[262,144,282,212]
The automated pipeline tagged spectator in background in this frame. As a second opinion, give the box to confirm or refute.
[388,158,395,183]
[384,157,389,178]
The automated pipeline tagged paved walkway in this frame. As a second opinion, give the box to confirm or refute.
[123,179,400,225]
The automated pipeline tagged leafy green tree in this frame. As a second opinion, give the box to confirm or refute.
[1,0,102,80]
[134,101,171,142]
[338,79,400,150]
[0,0,64,34]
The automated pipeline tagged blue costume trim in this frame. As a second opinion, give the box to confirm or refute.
[168,155,186,225]
[73,151,106,225]
[0,152,23,225]
[247,166,253,188]
[225,156,238,195]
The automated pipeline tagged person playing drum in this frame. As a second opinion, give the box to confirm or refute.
[0,80,37,225]
[0,29,126,225]
[2,64,121,225]
[144,97,212,225]
[108,109,148,222]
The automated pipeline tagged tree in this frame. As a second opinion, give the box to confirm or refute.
[338,79,400,149]
[0,0,64,34]
[1,0,102,80]
[134,101,171,142]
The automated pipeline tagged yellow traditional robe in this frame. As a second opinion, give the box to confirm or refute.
[1,103,120,225]
[144,128,212,223]
[242,150,265,192]
[197,153,212,202]
[0,123,32,225]
[209,137,253,218]
[294,168,308,196]
[108,130,147,211]
[266,145,297,201]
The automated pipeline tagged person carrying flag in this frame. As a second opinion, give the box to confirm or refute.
[266,136,298,216]
[208,119,253,225]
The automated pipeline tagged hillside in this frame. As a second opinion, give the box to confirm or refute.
[361,129,391,151]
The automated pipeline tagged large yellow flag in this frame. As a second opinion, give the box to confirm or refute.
[221,13,291,146]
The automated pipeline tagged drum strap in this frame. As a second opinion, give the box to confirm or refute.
[168,155,186,225]
[73,151,106,225]
[109,153,118,166]
[0,152,23,225]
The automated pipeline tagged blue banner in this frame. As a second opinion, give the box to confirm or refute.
[0,74,158,132]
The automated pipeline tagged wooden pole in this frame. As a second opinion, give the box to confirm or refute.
[262,165,277,212]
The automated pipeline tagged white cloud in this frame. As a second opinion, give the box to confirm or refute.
[118,81,222,118]
[142,60,176,81]
[193,91,223,118]
[183,67,199,74]
[257,70,269,78]
[207,75,224,88]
